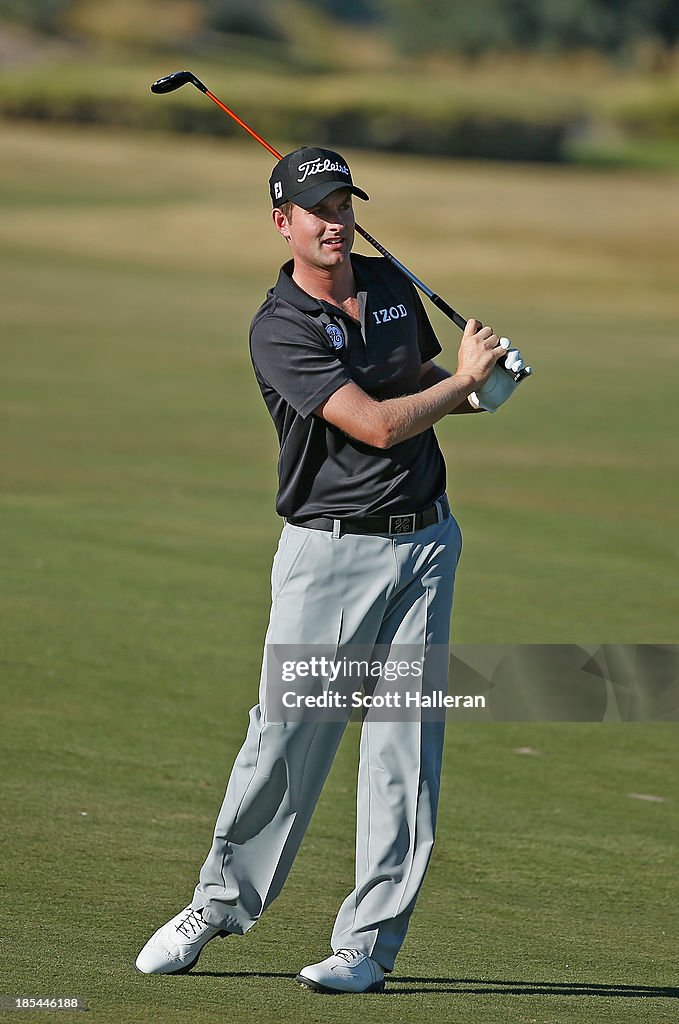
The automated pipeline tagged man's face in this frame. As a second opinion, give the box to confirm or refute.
[274,188,355,271]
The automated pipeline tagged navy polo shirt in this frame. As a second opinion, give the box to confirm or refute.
[249,253,447,519]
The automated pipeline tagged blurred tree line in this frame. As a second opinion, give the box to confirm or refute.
[377,0,679,58]
[4,0,678,58]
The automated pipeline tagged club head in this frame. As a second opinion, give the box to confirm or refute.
[151,70,202,95]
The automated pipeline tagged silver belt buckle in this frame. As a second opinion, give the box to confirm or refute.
[388,513,417,535]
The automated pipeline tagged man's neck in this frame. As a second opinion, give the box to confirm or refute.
[292,256,356,308]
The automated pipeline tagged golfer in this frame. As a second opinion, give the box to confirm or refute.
[136,146,527,992]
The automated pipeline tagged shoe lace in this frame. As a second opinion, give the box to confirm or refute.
[176,908,205,938]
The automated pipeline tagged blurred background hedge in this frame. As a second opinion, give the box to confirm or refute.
[1,0,678,165]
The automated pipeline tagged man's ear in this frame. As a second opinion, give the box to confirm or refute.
[272,208,291,241]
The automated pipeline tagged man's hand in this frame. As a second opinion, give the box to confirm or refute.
[469,342,531,413]
[455,319,507,388]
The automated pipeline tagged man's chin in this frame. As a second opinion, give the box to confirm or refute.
[321,248,350,265]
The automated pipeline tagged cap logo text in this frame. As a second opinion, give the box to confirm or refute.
[297,158,350,184]
[273,181,283,199]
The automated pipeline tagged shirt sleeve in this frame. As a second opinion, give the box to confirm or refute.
[250,312,352,419]
[411,284,442,363]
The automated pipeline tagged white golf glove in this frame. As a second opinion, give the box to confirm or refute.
[469,339,532,413]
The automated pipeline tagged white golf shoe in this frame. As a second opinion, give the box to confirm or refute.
[296,948,385,994]
[135,905,229,975]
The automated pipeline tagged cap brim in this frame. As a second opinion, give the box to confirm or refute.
[290,181,369,210]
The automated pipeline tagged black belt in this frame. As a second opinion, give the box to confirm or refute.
[287,496,450,537]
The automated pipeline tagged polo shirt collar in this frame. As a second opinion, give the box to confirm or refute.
[273,258,368,321]
[274,260,324,313]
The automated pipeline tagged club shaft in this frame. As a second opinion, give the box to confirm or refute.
[205,90,282,161]
[180,76,528,381]
[200,89,468,330]
[354,224,467,330]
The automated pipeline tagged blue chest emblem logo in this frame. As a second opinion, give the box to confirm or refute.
[325,323,345,351]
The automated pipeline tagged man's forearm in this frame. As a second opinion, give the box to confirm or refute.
[316,328,500,449]
[420,362,481,415]
[378,373,478,447]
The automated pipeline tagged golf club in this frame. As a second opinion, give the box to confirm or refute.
[151,70,532,382]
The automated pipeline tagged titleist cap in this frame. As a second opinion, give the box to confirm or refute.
[269,146,369,209]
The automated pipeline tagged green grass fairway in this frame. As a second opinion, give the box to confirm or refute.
[1,122,678,1023]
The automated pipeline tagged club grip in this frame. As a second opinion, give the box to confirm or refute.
[428,292,467,331]
[429,294,531,382]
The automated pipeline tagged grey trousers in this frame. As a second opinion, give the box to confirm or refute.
[193,508,461,971]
